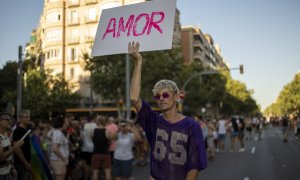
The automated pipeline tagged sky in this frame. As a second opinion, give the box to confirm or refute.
[0,0,299,110]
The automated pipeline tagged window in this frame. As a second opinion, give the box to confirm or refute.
[86,27,96,39]
[100,1,121,12]
[46,11,61,23]
[70,68,75,79]
[69,29,79,43]
[87,7,96,21]
[70,10,79,24]
[45,48,61,60]
[70,0,78,3]
[45,29,61,42]
[70,47,78,61]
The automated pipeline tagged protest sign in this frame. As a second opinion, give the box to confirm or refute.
[91,0,176,57]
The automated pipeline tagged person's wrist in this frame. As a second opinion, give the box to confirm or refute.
[136,59,143,65]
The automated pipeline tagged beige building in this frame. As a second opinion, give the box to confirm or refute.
[181,26,228,69]
[27,0,181,106]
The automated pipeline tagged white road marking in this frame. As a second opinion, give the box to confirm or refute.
[244,177,250,180]
[251,147,256,154]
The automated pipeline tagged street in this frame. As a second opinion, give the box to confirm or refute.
[131,125,300,180]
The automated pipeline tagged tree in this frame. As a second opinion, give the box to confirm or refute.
[48,74,80,115]
[22,68,80,118]
[0,61,18,111]
[223,75,259,115]
[86,48,259,117]
[178,63,228,115]
[22,68,49,118]
[87,48,184,107]
[141,48,183,102]
[272,73,300,116]
[86,53,126,106]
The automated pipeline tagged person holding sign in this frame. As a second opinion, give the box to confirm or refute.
[12,109,32,180]
[129,42,207,180]
[0,112,24,179]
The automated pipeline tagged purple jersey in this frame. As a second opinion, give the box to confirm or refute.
[136,101,207,180]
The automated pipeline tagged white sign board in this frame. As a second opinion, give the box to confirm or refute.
[91,0,176,57]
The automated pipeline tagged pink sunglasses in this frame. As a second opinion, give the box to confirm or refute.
[154,92,170,100]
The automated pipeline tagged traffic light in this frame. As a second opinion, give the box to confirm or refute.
[239,64,244,74]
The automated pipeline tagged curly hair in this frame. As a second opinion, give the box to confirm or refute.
[152,79,179,95]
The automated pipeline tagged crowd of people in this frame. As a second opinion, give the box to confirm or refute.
[1,109,299,179]
[0,110,149,180]
[196,114,300,160]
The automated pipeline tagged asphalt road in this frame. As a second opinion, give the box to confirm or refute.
[131,125,300,180]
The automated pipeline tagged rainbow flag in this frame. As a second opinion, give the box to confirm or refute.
[30,134,53,180]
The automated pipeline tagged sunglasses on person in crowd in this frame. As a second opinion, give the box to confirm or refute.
[154,92,170,101]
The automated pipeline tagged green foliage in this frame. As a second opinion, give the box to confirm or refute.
[87,48,259,116]
[22,69,49,118]
[22,68,80,118]
[266,73,300,116]
[0,61,18,110]
[141,48,183,102]
[223,75,259,115]
[87,53,126,104]
[87,48,184,105]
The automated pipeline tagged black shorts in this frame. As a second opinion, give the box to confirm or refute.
[246,127,252,132]
[80,151,93,165]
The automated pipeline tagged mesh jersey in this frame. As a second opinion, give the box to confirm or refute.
[136,101,207,180]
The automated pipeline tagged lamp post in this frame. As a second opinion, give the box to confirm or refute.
[17,46,23,119]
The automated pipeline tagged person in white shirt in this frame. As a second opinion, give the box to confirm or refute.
[80,114,97,180]
[217,116,228,152]
[113,121,141,180]
[50,115,69,180]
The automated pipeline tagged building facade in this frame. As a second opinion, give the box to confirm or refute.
[181,26,228,69]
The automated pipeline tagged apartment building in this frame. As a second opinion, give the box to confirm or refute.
[27,0,181,105]
[181,26,228,69]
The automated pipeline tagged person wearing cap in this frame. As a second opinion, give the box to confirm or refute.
[0,112,24,179]
[129,42,207,180]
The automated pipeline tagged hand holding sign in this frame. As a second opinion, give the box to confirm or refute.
[128,41,142,62]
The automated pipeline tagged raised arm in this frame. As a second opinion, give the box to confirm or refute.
[129,41,143,112]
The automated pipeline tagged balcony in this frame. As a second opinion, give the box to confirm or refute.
[67,0,80,7]
[67,37,80,45]
[85,36,94,43]
[43,40,62,48]
[193,52,203,61]
[45,1,64,11]
[42,21,63,29]
[68,18,80,26]
[85,0,98,5]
